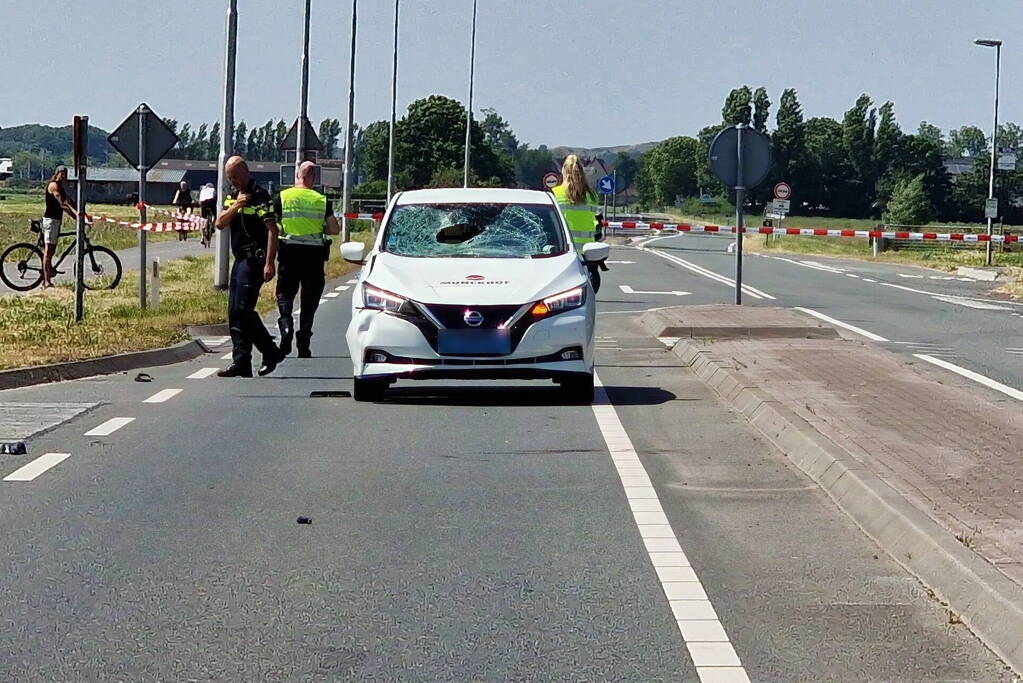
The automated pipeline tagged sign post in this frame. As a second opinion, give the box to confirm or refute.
[72,116,88,321]
[708,124,772,305]
[542,172,560,190]
[107,103,179,309]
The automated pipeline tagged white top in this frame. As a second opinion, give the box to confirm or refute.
[198,186,216,202]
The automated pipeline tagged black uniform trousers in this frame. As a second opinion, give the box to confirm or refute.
[229,256,277,369]
[275,242,326,348]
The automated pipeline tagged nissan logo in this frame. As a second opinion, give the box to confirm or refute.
[463,310,485,327]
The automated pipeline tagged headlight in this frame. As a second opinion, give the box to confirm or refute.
[362,283,407,313]
[530,286,585,317]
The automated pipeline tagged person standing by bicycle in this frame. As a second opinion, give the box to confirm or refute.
[41,165,76,288]
[172,181,194,242]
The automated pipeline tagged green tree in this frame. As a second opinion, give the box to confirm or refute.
[721,86,752,126]
[612,151,639,191]
[803,116,855,215]
[947,125,987,157]
[208,122,221,160]
[636,136,701,207]
[772,89,805,207]
[356,120,391,183]
[318,118,342,158]
[479,108,518,156]
[192,123,209,159]
[841,94,877,215]
[234,121,247,157]
[274,120,288,161]
[916,121,944,148]
[884,174,932,225]
[514,144,554,188]
[752,87,770,132]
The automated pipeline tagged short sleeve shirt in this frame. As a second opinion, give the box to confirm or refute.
[224,180,275,258]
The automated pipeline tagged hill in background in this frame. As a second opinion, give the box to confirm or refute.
[549,141,658,163]
[0,124,114,162]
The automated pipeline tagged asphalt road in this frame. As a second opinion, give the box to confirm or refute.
[0,258,1015,680]
[629,233,1023,403]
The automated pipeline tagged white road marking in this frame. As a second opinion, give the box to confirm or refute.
[335,285,351,291]
[861,278,876,282]
[913,354,1023,402]
[4,453,71,482]
[844,273,860,278]
[84,417,135,437]
[591,372,750,683]
[187,367,219,379]
[793,307,889,342]
[318,298,328,304]
[644,247,773,300]
[221,352,234,360]
[932,295,1011,311]
[897,273,924,279]
[325,292,340,298]
[658,337,681,348]
[619,285,690,296]
[606,260,636,264]
[346,278,358,284]
[142,388,182,404]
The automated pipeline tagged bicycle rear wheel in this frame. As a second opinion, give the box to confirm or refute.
[81,245,122,290]
[0,242,44,291]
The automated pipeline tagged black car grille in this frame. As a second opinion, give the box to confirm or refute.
[419,303,523,330]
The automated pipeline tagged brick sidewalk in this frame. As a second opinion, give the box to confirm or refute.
[693,334,1023,588]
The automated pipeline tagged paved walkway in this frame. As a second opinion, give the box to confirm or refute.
[686,331,1023,588]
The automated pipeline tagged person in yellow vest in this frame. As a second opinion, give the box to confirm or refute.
[273,161,341,358]
[551,154,607,290]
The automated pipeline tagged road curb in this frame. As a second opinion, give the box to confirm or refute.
[0,340,206,391]
[673,338,1023,674]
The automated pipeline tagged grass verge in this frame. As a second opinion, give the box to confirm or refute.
[0,231,367,371]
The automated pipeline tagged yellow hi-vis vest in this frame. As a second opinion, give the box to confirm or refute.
[279,186,327,245]
[551,184,599,250]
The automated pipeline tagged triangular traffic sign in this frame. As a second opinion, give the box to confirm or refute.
[279,117,323,151]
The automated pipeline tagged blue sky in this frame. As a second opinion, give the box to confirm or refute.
[3,0,1021,149]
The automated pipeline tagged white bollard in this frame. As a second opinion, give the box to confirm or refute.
[151,257,160,309]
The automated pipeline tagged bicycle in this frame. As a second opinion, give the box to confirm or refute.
[0,219,122,291]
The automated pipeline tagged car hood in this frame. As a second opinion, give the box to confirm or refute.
[363,251,584,305]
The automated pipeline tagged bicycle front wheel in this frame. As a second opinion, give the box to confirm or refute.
[81,245,122,290]
[0,242,44,291]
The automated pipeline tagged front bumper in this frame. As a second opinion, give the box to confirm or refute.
[347,306,593,380]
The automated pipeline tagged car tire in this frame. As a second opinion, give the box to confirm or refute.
[560,373,595,404]
[353,377,388,402]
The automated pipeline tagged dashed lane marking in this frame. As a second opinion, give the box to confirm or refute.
[793,307,889,342]
[325,292,340,298]
[221,352,234,360]
[845,273,860,278]
[335,285,351,291]
[913,354,1023,402]
[3,452,72,482]
[644,247,773,300]
[84,417,135,437]
[862,278,876,282]
[591,372,750,682]
[187,368,219,380]
[142,388,182,404]
[346,279,358,284]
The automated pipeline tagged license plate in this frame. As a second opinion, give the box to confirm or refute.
[437,329,511,355]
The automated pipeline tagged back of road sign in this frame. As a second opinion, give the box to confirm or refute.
[107,104,179,169]
[708,126,772,189]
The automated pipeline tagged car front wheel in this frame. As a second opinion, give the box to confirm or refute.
[353,377,389,402]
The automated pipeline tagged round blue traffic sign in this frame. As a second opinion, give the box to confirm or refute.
[597,175,616,195]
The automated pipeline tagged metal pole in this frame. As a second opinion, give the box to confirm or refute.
[386,0,399,203]
[341,0,358,241]
[734,124,745,305]
[74,117,88,322]
[215,0,237,289]
[296,0,311,177]
[986,43,1001,266]
[612,169,617,221]
[463,0,477,188]
[138,104,148,310]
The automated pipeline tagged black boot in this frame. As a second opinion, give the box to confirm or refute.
[258,348,284,376]
[217,364,252,378]
[296,331,312,359]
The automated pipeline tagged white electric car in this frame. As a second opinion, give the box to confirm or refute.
[341,188,608,403]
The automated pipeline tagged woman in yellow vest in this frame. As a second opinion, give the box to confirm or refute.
[551,154,607,291]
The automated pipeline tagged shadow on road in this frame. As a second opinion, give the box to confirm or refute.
[382,384,677,407]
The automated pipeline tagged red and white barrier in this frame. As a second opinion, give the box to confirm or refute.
[342,212,384,221]
[602,220,1020,244]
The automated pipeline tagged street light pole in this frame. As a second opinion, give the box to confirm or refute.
[296,0,311,178]
[214,0,238,289]
[341,0,358,241]
[463,0,477,188]
[975,38,1002,266]
[386,0,399,203]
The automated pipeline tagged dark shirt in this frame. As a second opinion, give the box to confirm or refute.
[44,183,65,220]
[224,180,275,259]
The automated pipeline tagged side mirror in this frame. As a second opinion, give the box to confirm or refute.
[581,242,609,264]
[340,241,366,264]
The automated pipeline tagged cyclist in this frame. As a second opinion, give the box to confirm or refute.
[41,165,76,288]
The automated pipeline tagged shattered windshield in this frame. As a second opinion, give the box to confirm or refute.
[382,203,567,258]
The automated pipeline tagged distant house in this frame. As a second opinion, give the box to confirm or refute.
[0,157,12,180]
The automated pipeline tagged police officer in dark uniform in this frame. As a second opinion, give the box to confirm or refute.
[214,155,284,377]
